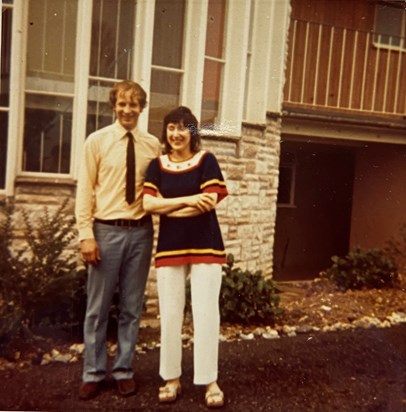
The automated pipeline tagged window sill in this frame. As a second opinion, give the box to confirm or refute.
[15,175,77,187]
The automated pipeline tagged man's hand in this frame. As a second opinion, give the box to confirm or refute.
[80,238,101,266]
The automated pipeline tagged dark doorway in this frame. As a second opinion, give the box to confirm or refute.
[273,140,355,280]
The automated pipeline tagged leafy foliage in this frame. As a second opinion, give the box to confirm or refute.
[323,247,399,291]
[385,223,406,274]
[219,254,282,324]
[0,200,25,341]
[0,198,86,345]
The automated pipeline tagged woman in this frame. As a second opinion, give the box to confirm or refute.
[143,106,228,408]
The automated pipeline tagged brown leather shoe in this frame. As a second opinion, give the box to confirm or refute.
[117,378,136,397]
[79,381,101,400]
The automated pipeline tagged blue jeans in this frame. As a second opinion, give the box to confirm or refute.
[82,220,153,382]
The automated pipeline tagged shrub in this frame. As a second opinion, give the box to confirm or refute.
[219,254,282,324]
[0,198,86,345]
[323,247,399,290]
[0,200,25,341]
[385,223,406,274]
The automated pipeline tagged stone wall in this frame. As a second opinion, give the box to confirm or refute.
[4,115,282,312]
[208,116,281,276]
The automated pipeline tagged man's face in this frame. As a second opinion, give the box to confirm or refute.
[114,90,143,131]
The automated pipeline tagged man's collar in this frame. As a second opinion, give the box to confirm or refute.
[114,120,139,140]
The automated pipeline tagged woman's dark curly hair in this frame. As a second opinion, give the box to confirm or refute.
[161,106,201,154]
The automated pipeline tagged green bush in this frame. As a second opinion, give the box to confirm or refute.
[385,223,406,274]
[323,247,399,290]
[0,198,86,344]
[219,254,282,324]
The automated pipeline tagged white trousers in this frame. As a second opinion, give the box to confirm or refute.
[157,263,222,385]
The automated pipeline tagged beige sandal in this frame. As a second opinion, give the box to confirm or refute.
[205,387,224,408]
[158,381,182,403]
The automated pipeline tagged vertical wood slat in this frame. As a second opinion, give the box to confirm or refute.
[324,26,334,106]
[360,31,370,111]
[287,19,297,103]
[349,30,358,110]
[383,37,392,113]
[337,28,347,108]
[300,21,310,104]
[393,48,403,113]
[371,34,381,112]
[312,24,322,106]
[287,18,405,116]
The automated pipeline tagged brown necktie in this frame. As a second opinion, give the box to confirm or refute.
[126,132,135,204]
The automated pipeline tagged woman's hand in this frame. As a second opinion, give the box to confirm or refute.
[186,193,217,212]
[167,193,219,217]
[143,192,218,216]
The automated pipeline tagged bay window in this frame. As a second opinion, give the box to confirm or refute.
[2,0,268,193]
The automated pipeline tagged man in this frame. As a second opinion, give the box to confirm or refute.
[75,80,161,400]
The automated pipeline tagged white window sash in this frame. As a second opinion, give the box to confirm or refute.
[181,0,209,118]
[71,0,92,180]
[133,0,155,131]
[6,0,27,195]
[220,0,251,134]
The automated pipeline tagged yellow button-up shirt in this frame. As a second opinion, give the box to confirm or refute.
[75,120,161,241]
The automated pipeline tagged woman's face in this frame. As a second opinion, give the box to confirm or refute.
[166,122,192,155]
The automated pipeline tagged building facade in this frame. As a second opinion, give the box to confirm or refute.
[1,0,405,285]
[273,0,406,279]
[1,0,290,284]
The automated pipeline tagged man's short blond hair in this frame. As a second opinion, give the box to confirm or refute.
[109,80,147,109]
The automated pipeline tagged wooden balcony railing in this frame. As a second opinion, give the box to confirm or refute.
[284,19,406,118]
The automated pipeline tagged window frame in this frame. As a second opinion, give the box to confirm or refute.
[21,0,79,177]
[0,1,13,192]
[201,0,251,135]
[3,0,27,196]
[373,1,406,51]
[277,158,297,208]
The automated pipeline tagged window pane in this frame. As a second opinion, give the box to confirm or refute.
[1,7,12,107]
[0,112,8,188]
[87,79,115,136]
[27,0,78,93]
[90,0,136,79]
[149,70,181,137]
[201,0,226,127]
[152,0,185,68]
[150,0,185,136]
[201,59,223,127]
[375,4,403,47]
[205,0,226,59]
[23,95,72,173]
